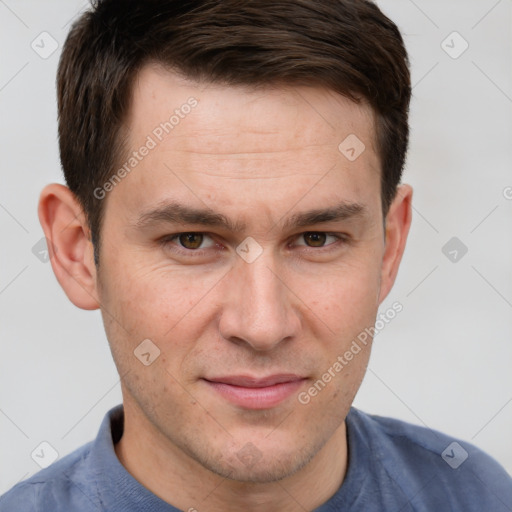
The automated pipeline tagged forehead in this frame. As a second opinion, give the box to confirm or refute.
[109,63,382,228]
[127,63,377,155]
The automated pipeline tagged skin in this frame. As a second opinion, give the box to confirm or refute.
[39,63,412,512]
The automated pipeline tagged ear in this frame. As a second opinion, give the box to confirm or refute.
[378,184,413,304]
[38,183,100,310]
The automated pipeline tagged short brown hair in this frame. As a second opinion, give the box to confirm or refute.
[57,0,411,264]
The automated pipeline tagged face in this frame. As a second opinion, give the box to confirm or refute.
[96,64,389,482]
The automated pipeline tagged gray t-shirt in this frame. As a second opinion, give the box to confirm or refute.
[1,404,511,511]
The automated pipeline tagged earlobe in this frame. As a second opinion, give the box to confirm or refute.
[38,183,100,310]
[378,184,413,304]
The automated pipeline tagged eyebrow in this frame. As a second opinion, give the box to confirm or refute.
[134,200,367,232]
[282,202,366,230]
[135,202,247,232]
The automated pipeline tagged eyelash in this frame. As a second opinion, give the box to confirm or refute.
[159,232,349,257]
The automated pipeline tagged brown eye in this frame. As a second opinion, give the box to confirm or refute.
[303,232,327,247]
[178,233,204,249]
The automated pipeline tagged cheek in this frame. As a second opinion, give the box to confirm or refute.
[97,250,229,383]
[100,254,218,333]
[304,259,381,332]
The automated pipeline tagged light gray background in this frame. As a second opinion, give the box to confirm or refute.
[1,0,511,494]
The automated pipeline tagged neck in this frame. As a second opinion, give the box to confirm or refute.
[115,401,348,512]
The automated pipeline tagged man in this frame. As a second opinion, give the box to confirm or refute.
[1,0,511,510]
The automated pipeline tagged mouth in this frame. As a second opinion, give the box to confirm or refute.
[202,374,307,410]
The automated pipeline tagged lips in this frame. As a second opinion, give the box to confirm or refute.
[206,374,304,388]
[203,374,307,409]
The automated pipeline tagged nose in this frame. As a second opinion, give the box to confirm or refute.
[218,251,300,352]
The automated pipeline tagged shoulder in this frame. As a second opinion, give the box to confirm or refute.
[0,441,100,512]
[346,407,512,510]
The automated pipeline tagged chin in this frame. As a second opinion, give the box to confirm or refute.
[212,460,304,484]
[198,442,319,484]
